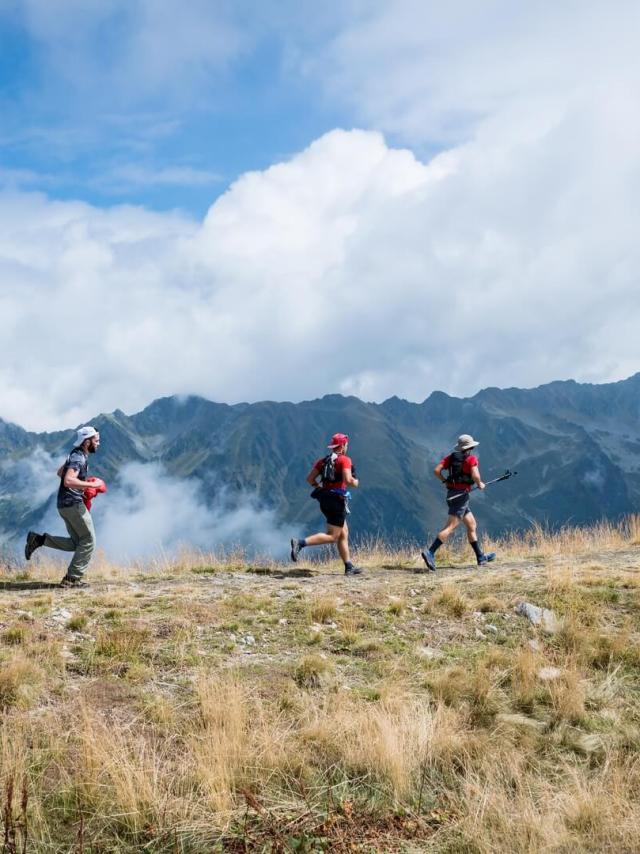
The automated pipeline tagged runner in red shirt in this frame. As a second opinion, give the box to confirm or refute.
[290,433,362,576]
[419,434,496,572]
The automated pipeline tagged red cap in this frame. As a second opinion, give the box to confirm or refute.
[328,433,349,449]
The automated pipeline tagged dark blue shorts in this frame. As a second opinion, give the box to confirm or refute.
[446,489,471,519]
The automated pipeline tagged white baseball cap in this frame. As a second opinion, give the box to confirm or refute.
[75,425,99,446]
[456,434,479,451]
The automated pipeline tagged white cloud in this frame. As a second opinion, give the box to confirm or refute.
[0,168,56,189]
[1,107,639,431]
[17,0,247,105]
[105,165,222,190]
[0,445,59,507]
[2,2,640,429]
[90,462,298,562]
[309,1,640,147]
[6,459,297,562]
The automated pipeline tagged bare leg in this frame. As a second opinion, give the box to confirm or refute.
[438,515,460,542]
[303,528,341,546]
[336,522,350,564]
[462,511,485,562]
[420,514,462,573]
[462,511,478,543]
[299,523,350,562]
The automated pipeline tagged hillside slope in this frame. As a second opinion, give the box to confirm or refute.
[1,525,639,851]
[1,373,638,544]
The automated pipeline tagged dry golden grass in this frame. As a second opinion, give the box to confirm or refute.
[294,654,333,688]
[0,517,639,850]
[309,594,338,624]
[432,583,470,617]
[387,595,405,615]
[0,655,44,710]
[355,514,640,568]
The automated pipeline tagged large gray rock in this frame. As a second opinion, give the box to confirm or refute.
[516,602,562,634]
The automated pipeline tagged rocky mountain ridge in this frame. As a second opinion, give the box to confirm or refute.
[1,373,638,545]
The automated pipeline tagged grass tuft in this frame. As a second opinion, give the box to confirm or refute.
[66,614,88,632]
[294,654,333,688]
[309,595,338,624]
[432,584,470,617]
[0,656,44,709]
[2,625,27,646]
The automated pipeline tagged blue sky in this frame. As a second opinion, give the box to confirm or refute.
[1,1,639,430]
[0,2,354,214]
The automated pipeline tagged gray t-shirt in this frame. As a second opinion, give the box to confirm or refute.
[57,448,89,508]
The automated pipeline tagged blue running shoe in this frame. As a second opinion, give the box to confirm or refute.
[477,552,496,567]
[420,549,436,572]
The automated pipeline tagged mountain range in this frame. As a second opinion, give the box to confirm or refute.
[1,374,639,549]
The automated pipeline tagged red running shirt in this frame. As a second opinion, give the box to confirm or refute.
[313,453,353,491]
[440,453,478,492]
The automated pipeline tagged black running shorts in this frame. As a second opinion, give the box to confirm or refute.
[319,492,347,527]
[446,489,471,519]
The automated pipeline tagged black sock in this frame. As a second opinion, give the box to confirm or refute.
[344,560,353,569]
[470,540,482,559]
[299,538,307,549]
[429,537,443,553]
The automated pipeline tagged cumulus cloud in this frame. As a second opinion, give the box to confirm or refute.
[1,2,639,430]
[1,119,639,432]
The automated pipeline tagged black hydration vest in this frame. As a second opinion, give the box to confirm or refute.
[445,450,474,486]
[320,453,338,485]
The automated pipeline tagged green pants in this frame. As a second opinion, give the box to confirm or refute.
[44,503,96,580]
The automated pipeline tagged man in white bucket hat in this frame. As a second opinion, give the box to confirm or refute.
[24,425,102,587]
[418,434,496,572]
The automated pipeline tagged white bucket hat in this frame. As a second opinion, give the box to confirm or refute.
[75,425,99,447]
[456,434,479,451]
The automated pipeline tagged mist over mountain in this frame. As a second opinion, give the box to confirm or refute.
[1,374,639,555]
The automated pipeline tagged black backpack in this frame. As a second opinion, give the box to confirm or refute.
[445,450,474,486]
[320,453,338,485]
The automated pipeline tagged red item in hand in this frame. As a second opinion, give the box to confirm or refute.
[83,476,107,511]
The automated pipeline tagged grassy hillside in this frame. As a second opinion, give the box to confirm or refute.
[1,519,640,851]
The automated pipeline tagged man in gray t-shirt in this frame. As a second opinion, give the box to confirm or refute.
[25,425,101,588]
[57,447,91,508]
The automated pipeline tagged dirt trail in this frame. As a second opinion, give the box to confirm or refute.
[5,547,637,601]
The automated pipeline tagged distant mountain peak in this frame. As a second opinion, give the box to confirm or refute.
[1,373,638,547]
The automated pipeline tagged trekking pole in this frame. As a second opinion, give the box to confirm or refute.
[446,469,518,501]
